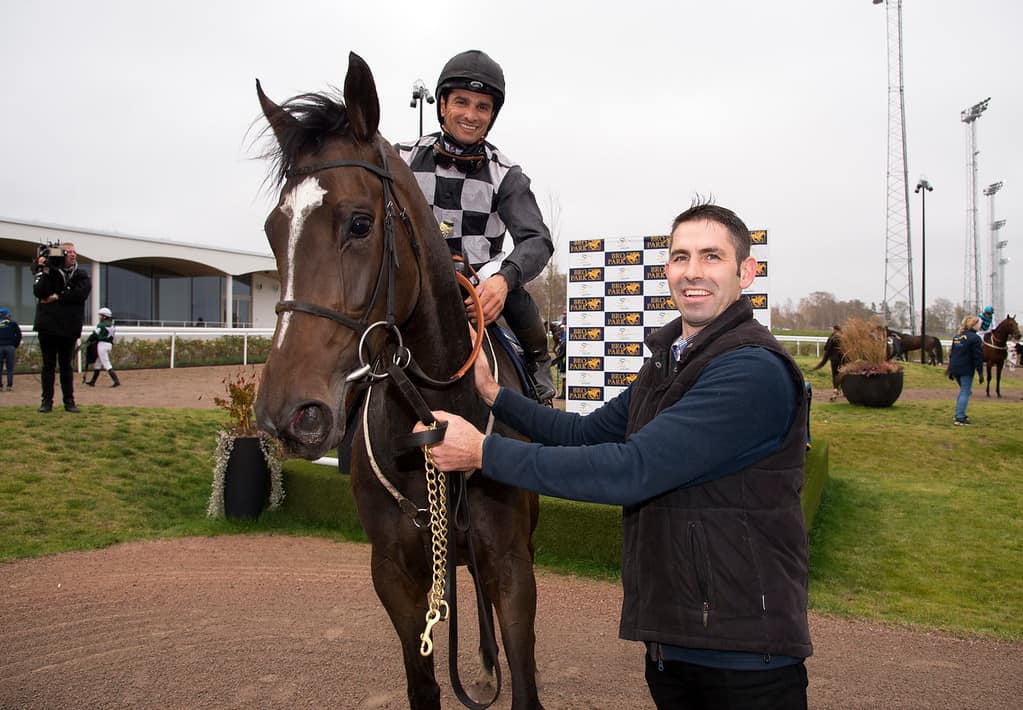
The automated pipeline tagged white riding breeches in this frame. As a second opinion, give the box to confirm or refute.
[94,342,113,371]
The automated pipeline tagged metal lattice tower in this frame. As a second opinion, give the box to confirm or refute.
[961,98,989,314]
[877,0,915,330]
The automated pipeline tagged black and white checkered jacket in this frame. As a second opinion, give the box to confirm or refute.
[395,133,553,291]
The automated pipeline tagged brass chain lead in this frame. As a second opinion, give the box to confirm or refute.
[420,425,449,656]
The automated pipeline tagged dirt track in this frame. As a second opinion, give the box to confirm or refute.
[1,366,1021,708]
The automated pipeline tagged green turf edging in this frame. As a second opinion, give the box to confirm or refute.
[281,440,830,577]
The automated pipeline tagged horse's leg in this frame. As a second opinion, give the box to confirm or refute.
[986,363,993,397]
[371,550,440,710]
[996,362,1003,398]
[486,551,544,710]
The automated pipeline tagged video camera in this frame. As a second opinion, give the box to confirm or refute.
[36,242,66,270]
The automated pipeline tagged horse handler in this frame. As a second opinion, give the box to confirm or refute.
[947,316,984,426]
[416,201,812,709]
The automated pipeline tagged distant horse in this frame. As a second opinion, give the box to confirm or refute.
[982,315,1021,398]
[253,54,542,708]
[886,328,944,365]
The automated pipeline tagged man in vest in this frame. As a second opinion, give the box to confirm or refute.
[396,50,556,402]
[418,201,812,708]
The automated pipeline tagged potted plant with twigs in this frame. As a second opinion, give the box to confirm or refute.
[205,368,284,520]
[837,317,904,407]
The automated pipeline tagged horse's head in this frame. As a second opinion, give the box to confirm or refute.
[1004,315,1020,340]
[253,53,438,459]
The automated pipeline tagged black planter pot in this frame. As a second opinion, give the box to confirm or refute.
[840,370,904,408]
[223,437,270,520]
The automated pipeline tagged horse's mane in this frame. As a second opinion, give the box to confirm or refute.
[259,89,352,188]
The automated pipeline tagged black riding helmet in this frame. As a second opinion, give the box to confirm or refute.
[435,50,506,134]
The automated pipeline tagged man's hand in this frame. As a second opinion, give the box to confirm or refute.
[468,325,500,406]
[43,294,57,304]
[466,274,509,326]
[413,410,485,473]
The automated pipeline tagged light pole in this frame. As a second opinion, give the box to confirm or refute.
[409,80,435,138]
[915,177,933,365]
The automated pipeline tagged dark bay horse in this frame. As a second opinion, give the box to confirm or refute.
[886,328,944,365]
[982,315,1020,397]
[253,53,542,709]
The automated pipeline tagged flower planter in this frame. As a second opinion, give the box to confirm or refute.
[840,370,904,408]
[223,437,271,520]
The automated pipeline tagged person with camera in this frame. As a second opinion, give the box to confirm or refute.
[33,242,90,413]
[0,307,22,391]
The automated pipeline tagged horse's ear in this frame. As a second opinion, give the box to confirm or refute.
[344,52,380,142]
[256,79,300,147]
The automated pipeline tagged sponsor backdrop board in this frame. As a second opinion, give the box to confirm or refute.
[564,231,770,414]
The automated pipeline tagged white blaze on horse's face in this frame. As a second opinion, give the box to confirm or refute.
[275,176,327,349]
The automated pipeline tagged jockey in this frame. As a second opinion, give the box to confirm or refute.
[396,50,556,402]
[979,305,994,332]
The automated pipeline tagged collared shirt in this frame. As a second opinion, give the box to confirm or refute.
[671,335,691,364]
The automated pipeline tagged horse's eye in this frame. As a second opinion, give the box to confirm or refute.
[350,214,373,239]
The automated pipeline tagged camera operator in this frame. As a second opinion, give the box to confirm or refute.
[33,242,90,413]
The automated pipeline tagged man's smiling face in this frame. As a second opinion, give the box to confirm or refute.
[665,219,756,339]
[439,88,494,144]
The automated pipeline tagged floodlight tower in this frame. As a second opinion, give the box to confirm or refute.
[983,181,1003,312]
[961,98,990,314]
[874,0,915,330]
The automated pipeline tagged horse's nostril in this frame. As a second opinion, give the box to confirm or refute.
[287,403,333,446]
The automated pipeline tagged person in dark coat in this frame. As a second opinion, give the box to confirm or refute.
[33,242,91,412]
[0,307,23,391]
[417,202,811,709]
[947,315,984,426]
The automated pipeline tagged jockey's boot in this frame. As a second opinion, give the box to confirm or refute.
[109,369,121,387]
[85,369,100,387]
[529,355,556,403]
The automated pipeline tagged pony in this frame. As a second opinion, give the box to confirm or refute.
[982,315,1021,398]
[885,328,944,366]
[253,53,543,709]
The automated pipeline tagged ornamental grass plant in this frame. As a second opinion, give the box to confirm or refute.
[204,368,285,518]
[837,316,902,377]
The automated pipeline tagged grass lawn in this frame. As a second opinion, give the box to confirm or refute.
[1,360,1021,641]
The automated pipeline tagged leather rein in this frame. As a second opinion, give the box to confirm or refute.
[273,144,499,709]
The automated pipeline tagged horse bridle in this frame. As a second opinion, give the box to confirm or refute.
[274,144,412,382]
[274,143,484,386]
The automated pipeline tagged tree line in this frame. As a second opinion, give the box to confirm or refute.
[771,291,978,336]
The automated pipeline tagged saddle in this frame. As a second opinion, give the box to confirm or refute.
[487,323,549,404]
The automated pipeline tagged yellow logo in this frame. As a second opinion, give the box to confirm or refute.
[605,281,643,296]
[644,235,671,249]
[569,327,604,341]
[756,261,767,278]
[570,239,605,253]
[569,267,605,282]
[568,356,604,371]
[568,386,604,401]
[605,342,642,356]
[750,230,767,245]
[569,297,605,311]
[746,293,768,309]
[605,372,639,387]
[644,264,665,280]
[606,311,643,326]
[644,295,676,311]
[605,250,643,266]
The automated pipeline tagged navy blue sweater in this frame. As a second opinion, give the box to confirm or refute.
[481,347,799,505]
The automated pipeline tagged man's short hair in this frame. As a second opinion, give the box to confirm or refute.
[670,199,752,267]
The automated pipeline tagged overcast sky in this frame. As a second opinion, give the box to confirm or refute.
[2,1,1020,315]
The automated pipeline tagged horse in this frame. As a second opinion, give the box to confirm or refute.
[253,53,543,709]
[982,315,1021,398]
[885,328,944,366]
